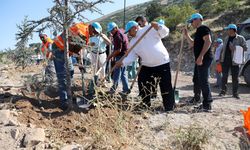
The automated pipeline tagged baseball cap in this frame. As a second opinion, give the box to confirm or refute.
[91,22,102,34]
[107,22,117,32]
[224,24,237,31]
[125,21,138,33]
[187,13,203,23]
[216,38,223,43]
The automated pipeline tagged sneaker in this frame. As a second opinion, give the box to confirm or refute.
[60,103,69,111]
[188,96,201,105]
[194,104,212,113]
[118,91,130,97]
[219,91,226,96]
[233,94,240,99]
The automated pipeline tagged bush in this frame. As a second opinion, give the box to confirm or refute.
[160,2,196,30]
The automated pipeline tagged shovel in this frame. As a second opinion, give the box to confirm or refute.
[128,65,141,93]
[102,25,153,84]
[173,30,185,103]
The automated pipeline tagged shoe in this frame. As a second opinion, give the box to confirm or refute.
[213,85,219,88]
[188,96,201,105]
[106,90,115,95]
[194,104,212,113]
[118,91,130,97]
[60,102,69,111]
[233,94,240,99]
[219,91,226,96]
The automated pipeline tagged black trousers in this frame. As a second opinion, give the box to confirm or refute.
[193,59,213,107]
[138,63,174,110]
[221,60,239,95]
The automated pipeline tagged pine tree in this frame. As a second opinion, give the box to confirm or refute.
[15,0,113,109]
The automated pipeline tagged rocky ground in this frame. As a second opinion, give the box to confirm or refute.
[0,63,250,150]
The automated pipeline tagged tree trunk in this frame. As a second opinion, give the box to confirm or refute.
[63,0,73,109]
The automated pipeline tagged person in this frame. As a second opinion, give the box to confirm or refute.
[219,24,248,99]
[135,16,148,28]
[51,22,95,110]
[184,13,213,112]
[89,22,111,81]
[213,38,223,88]
[116,21,174,112]
[106,22,130,95]
[39,34,56,85]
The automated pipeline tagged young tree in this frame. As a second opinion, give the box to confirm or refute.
[16,0,113,109]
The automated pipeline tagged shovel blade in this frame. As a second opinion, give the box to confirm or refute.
[174,90,180,103]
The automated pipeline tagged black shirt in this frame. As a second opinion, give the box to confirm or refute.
[194,25,213,61]
[225,36,236,63]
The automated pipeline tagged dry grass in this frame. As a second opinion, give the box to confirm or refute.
[173,124,211,150]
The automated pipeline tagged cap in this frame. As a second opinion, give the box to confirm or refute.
[158,19,165,25]
[91,22,102,33]
[224,24,237,31]
[187,13,203,23]
[125,21,138,33]
[216,38,223,43]
[107,22,117,32]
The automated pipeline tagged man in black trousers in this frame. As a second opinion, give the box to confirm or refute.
[116,20,174,112]
[184,13,213,112]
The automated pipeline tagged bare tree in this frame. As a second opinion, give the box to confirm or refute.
[15,0,113,109]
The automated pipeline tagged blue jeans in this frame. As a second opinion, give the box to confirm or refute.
[53,47,74,105]
[193,58,213,107]
[110,57,129,93]
[127,61,137,79]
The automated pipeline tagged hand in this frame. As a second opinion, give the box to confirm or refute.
[115,60,123,67]
[229,42,236,51]
[196,56,203,66]
[107,55,112,61]
[78,64,85,72]
[90,42,95,46]
[151,22,159,30]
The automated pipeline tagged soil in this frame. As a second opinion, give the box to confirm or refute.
[0,62,250,150]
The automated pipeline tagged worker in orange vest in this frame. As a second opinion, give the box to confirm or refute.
[39,34,57,87]
[51,22,95,111]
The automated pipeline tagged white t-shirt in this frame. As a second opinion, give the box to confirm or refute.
[123,24,170,67]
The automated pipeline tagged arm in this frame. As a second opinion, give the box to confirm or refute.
[196,34,212,65]
[151,22,170,38]
[116,49,137,67]
[100,33,111,45]
[183,28,194,48]
[241,36,248,51]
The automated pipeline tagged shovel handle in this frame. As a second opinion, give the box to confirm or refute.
[173,29,185,89]
[129,65,142,91]
[107,25,153,79]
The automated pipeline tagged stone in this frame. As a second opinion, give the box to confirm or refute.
[10,128,19,139]
[23,128,45,147]
[8,118,20,126]
[0,110,11,125]
[61,144,82,150]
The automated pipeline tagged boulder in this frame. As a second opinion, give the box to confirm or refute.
[23,128,45,147]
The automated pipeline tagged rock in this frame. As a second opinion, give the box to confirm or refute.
[0,110,11,125]
[8,118,20,126]
[27,123,36,128]
[61,144,82,150]
[33,142,45,150]
[10,128,19,139]
[23,128,45,147]
[2,87,11,91]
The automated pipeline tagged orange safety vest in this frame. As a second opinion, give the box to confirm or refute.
[53,22,89,52]
[41,38,53,58]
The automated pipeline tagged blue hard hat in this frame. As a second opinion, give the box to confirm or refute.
[224,24,237,31]
[91,22,102,33]
[107,22,117,32]
[216,38,223,43]
[187,13,203,23]
[125,21,138,33]
[158,19,165,25]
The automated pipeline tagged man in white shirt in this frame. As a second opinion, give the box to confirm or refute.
[116,21,174,111]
